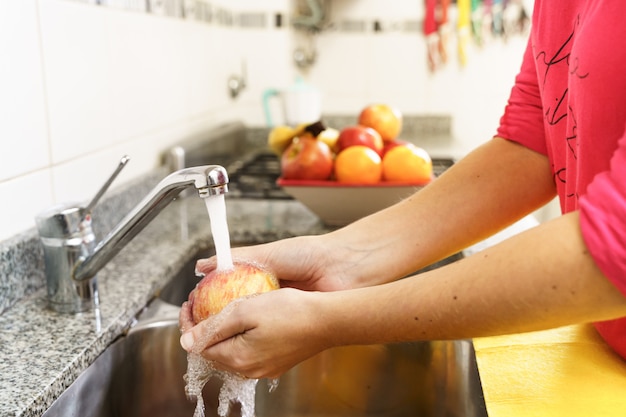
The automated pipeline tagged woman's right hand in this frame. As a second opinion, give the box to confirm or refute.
[195,234,360,293]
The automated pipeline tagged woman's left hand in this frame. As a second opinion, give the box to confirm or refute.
[179,287,330,379]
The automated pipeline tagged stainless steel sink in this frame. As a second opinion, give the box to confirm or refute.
[43,251,487,417]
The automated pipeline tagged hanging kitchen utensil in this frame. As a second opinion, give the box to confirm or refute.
[471,0,483,46]
[491,0,504,37]
[481,0,494,44]
[457,0,471,66]
[502,0,530,39]
[424,0,440,72]
[437,0,451,64]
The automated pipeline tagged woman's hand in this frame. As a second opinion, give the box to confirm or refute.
[180,288,329,379]
[178,235,363,379]
[195,234,370,293]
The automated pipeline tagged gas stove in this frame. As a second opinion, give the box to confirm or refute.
[224,150,455,200]
[225,151,292,199]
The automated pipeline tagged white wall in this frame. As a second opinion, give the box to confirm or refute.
[0,0,533,242]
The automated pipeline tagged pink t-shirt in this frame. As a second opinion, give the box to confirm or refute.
[497,0,626,358]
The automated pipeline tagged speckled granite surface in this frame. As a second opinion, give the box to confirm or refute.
[0,193,328,417]
[0,117,452,417]
[0,231,44,315]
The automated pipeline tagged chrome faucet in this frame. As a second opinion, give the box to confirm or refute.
[35,165,228,313]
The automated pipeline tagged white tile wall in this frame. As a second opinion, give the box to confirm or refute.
[0,0,49,180]
[0,0,538,242]
[39,1,114,163]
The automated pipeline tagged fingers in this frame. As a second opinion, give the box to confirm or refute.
[178,289,319,380]
[179,299,251,354]
[178,297,279,379]
[195,257,217,275]
[179,302,195,333]
[200,335,284,380]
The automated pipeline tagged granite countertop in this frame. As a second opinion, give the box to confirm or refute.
[0,195,329,417]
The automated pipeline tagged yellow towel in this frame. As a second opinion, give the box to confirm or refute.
[474,324,626,417]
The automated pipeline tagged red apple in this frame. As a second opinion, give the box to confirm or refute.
[358,104,403,142]
[336,125,384,155]
[189,260,279,324]
[281,137,334,180]
[381,139,411,157]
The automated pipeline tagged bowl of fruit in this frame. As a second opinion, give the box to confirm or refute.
[270,104,437,227]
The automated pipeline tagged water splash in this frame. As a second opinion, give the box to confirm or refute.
[185,352,259,417]
[184,300,279,417]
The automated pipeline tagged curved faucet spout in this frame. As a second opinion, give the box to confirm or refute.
[73,165,228,281]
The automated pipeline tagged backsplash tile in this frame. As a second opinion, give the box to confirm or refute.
[67,0,285,27]
[323,114,451,139]
[58,0,425,34]
[38,0,113,163]
[0,171,55,243]
[0,0,49,180]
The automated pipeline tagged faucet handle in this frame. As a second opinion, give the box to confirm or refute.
[35,203,99,313]
[36,203,93,240]
[82,155,130,223]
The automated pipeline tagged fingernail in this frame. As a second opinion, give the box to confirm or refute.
[180,331,195,350]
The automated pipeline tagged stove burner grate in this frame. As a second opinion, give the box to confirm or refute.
[226,152,291,199]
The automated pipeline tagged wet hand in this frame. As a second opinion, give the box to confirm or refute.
[179,288,329,379]
[195,236,357,293]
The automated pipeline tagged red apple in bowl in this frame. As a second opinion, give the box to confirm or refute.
[189,260,279,324]
[381,138,411,157]
[336,125,384,155]
[281,136,334,180]
[358,104,403,142]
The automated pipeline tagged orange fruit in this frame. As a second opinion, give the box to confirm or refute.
[358,104,403,142]
[382,144,433,183]
[334,145,382,184]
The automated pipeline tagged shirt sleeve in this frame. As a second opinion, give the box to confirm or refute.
[496,37,548,156]
[579,130,626,297]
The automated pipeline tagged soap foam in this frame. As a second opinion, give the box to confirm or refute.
[183,298,279,417]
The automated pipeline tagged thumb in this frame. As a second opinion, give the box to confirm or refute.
[195,257,217,276]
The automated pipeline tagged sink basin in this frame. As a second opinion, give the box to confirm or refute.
[157,248,213,306]
[43,250,487,417]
